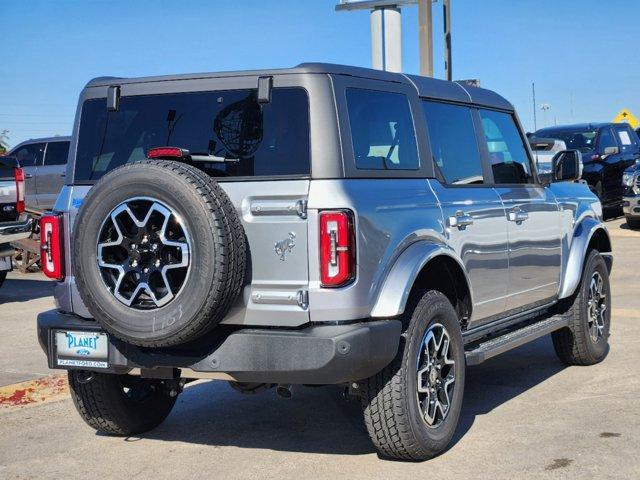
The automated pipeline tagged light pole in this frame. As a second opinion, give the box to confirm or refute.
[336,0,448,78]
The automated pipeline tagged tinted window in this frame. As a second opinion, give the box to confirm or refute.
[44,141,70,166]
[75,88,310,182]
[422,101,484,184]
[10,142,45,167]
[598,128,617,151]
[346,88,419,170]
[479,110,533,184]
[532,129,596,153]
[614,126,636,153]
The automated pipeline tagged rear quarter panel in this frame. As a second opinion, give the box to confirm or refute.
[307,179,444,322]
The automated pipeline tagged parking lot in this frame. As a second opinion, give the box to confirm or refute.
[0,216,637,480]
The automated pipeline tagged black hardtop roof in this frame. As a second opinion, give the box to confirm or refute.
[84,62,513,111]
[535,122,629,134]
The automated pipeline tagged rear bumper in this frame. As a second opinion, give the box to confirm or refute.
[37,310,402,384]
[0,217,33,244]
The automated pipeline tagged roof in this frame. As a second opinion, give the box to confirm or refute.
[535,122,626,133]
[9,136,71,151]
[84,62,513,111]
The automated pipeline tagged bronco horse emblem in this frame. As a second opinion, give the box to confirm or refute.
[274,232,296,261]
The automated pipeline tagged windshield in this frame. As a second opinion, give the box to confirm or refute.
[531,129,597,153]
[74,88,310,182]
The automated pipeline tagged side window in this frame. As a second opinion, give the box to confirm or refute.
[479,110,534,184]
[10,142,45,167]
[44,141,70,166]
[614,126,636,153]
[422,101,484,185]
[598,128,617,151]
[346,88,419,170]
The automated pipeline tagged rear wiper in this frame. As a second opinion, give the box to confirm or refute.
[189,153,240,163]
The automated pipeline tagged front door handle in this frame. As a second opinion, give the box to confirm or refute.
[508,207,529,224]
[25,173,33,179]
[449,211,474,230]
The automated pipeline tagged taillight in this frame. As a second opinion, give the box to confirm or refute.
[319,210,355,287]
[147,147,189,159]
[14,167,25,214]
[40,214,64,280]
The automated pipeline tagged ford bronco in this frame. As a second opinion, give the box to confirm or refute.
[37,64,613,461]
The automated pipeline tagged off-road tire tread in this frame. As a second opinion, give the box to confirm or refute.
[625,216,640,229]
[74,159,246,347]
[68,371,176,436]
[361,290,460,461]
[552,250,609,366]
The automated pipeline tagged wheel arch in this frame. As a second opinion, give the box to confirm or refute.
[558,216,612,300]
[370,241,472,323]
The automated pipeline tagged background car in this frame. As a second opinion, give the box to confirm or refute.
[7,136,71,212]
[532,123,640,208]
[623,161,640,228]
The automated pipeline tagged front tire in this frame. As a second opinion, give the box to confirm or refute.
[552,250,611,366]
[68,371,177,436]
[361,290,465,461]
[626,215,640,229]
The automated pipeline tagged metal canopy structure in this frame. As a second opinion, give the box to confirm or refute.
[335,0,451,80]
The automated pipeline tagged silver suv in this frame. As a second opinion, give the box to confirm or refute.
[37,64,613,461]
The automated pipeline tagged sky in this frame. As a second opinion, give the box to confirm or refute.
[2,0,639,148]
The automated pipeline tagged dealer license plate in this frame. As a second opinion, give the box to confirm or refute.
[55,331,109,369]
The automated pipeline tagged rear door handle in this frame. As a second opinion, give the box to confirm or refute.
[448,211,474,230]
[60,173,66,178]
[508,207,529,224]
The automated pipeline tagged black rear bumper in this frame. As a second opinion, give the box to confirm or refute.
[37,310,402,384]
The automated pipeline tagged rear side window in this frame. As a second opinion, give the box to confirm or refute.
[346,88,419,171]
[598,128,617,151]
[44,141,70,166]
[614,126,637,153]
[75,88,310,182]
[422,101,484,185]
[11,142,45,167]
[479,110,534,184]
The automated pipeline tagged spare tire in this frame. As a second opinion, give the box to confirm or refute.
[74,160,246,347]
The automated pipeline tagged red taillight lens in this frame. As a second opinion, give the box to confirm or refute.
[14,167,25,214]
[40,214,64,280]
[147,147,188,159]
[319,210,355,287]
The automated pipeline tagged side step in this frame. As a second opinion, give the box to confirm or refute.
[465,316,569,366]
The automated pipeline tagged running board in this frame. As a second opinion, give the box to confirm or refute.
[465,316,569,366]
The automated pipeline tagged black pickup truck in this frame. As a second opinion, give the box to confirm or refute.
[0,155,33,288]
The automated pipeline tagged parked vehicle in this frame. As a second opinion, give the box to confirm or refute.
[528,137,578,183]
[37,64,613,461]
[532,123,640,207]
[0,156,34,289]
[622,162,640,228]
[7,136,71,212]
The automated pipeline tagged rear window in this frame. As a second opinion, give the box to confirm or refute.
[74,88,310,182]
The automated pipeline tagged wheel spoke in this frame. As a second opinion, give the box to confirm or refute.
[96,198,191,310]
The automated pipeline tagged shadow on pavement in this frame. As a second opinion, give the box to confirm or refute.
[0,276,54,303]
[138,335,565,457]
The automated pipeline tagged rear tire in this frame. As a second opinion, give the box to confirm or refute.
[361,290,465,461]
[552,250,611,366]
[68,371,177,436]
[0,271,6,289]
[626,215,640,229]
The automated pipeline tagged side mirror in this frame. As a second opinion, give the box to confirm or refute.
[603,146,619,156]
[552,150,582,182]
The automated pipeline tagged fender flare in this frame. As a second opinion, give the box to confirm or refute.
[558,216,612,299]
[370,241,471,318]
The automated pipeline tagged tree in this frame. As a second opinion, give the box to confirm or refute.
[0,130,9,154]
